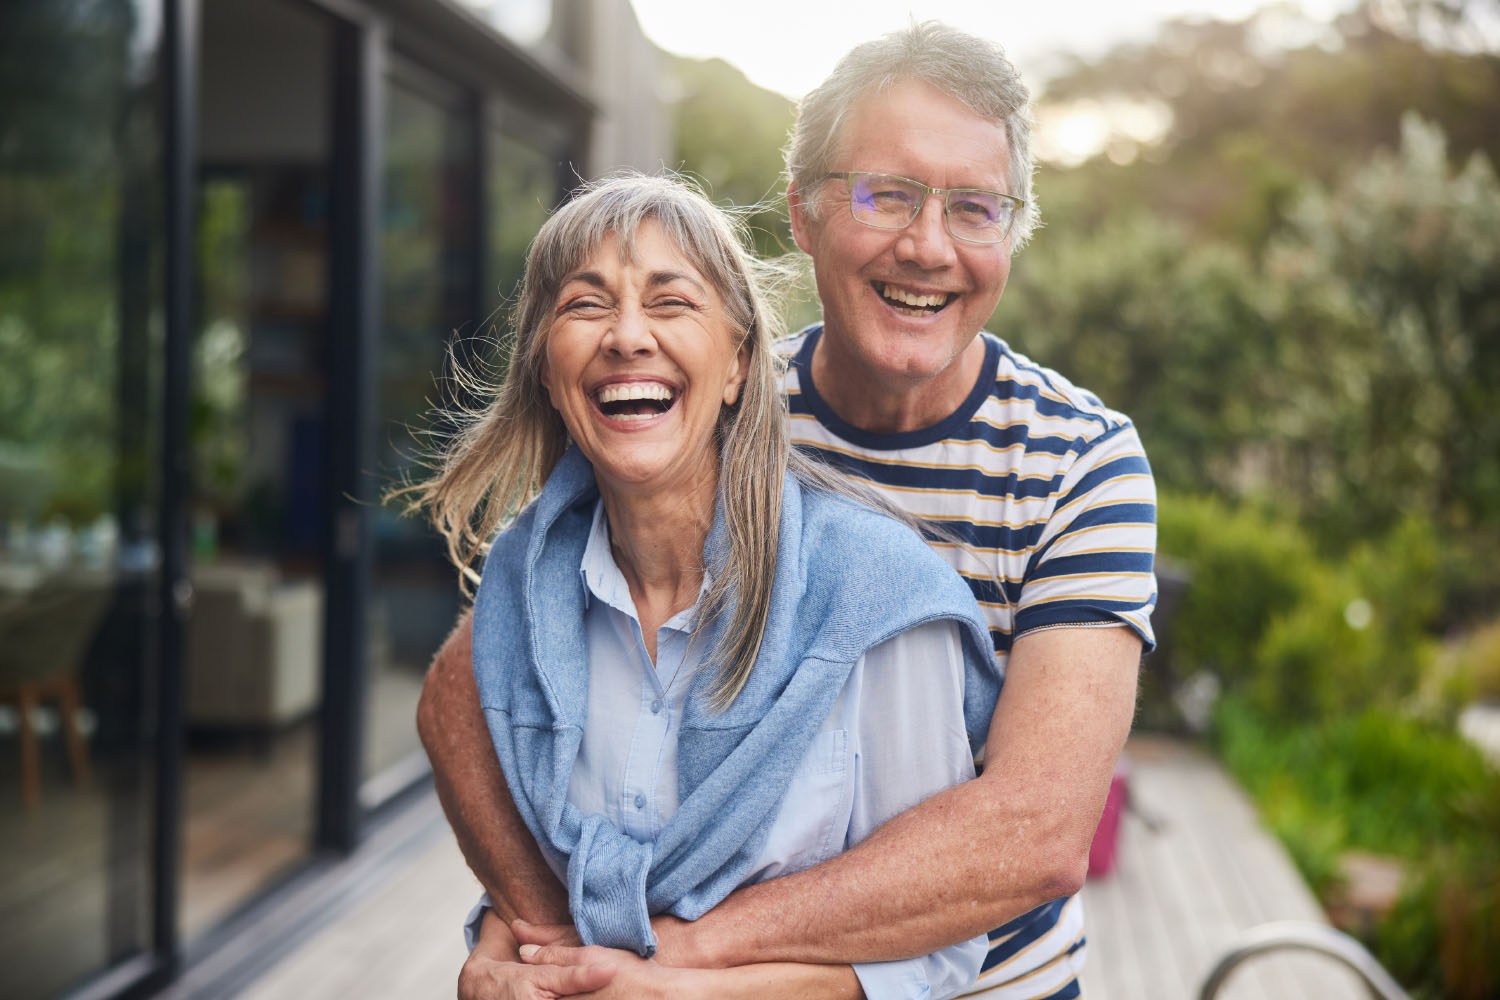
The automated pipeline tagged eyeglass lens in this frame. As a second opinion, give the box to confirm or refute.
[848,173,1014,243]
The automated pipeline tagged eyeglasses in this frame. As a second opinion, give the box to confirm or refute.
[822,171,1023,245]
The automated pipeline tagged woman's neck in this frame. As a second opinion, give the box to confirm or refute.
[598,471,717,662]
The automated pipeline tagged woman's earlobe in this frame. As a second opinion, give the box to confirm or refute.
[723,347,751,406]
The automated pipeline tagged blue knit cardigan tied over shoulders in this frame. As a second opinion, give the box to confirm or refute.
[472,446,1001,956]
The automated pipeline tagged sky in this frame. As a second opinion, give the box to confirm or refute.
[625,0,1359,99]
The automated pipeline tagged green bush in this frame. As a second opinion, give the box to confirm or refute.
[1215,698,1500,998]
[1158,494,1441,724]
[1157,494,1317,689]
[1216,700,1490,857]
[1436,621,1500,706]
[1381,835,1500,1000]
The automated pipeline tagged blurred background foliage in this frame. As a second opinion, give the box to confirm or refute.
[664,1,1499,995]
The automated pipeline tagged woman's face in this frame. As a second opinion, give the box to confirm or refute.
[541,220,749,503]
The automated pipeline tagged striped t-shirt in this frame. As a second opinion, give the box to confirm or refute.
[781,325,1158,1000]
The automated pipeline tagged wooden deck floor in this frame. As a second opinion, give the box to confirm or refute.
[176,735,1373,999]
[1077,735,1367,1000]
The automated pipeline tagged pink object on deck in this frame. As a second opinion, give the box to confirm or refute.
[1088,758,1130,878]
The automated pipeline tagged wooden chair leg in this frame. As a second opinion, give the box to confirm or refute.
[58,675,90,790]
[18,683,40,812]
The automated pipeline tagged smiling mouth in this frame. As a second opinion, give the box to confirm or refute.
[875,281,956,316]
[595,382,678,422]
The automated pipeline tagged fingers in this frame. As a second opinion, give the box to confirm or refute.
[512,919,582,947]
[457,954,615,1000]
[518,943,604,969]
[528,961,616,995]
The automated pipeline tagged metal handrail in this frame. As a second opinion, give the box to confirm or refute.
[1198,920,1412,1000]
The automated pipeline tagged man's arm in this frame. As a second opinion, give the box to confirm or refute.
[515,941,864,1000]
[416,611,570,923]
[647,624,1140,968]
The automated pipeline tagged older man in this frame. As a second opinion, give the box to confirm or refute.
[426,22,1156,1000]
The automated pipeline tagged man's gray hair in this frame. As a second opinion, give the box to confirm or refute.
[785,21,1039,248]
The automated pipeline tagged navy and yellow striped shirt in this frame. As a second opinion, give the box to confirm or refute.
[782,325,1158,999]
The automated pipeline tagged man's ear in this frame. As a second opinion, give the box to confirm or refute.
[787,181,815,255]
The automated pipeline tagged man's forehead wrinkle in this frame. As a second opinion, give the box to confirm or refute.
[837,96,1010,194]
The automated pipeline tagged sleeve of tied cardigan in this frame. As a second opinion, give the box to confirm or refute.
[566,813,657,956]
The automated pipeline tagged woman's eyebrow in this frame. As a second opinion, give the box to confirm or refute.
[648,269,707,294]
[559,270,608,290]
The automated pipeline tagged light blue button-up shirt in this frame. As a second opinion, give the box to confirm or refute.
[468,500,986,999]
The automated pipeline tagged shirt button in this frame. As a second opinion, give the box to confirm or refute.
[650,699,663,714]
[634,793,646,810]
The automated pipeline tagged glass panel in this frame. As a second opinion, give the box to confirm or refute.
[181,0,331,941]
[0,1,164,996]
[365,74,474,792]
[487,124,560,311]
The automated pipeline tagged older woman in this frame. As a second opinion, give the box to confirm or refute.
[411,174,1000,1000]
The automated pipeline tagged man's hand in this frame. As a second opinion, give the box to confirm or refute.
[515,942,864,1000]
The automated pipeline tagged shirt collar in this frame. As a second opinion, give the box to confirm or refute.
[579,499,710,631]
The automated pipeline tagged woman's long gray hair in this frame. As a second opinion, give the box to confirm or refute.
[401,171,842,709]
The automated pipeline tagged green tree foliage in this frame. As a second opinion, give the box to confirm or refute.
[667,55,796,258]
[998,4,1500,991]
[1000,216,1279,496]
[1272,114,1500,542]
[1041,0,1500,249]
[1016,120,1500,563]
[0,0,156,525]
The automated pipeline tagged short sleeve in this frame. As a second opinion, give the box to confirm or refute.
[1014,422,1157,650]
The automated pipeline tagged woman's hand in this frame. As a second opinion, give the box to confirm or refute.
[511,918,583,949]
[517,942,866,1000]
[517,942,689,1000]
[458,910,615,1000]
[458,951,616,1000]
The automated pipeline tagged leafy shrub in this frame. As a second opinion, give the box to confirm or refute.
[1250,569,1383,721]
[1438,621,1500,706]
[1156,493,1317,691]
[1216,698,1500,998]
[1158,495,1441,724]
[1381,835,1500,1000]
[1216,700,1490,857]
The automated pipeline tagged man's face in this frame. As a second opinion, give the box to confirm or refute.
[790,77,1014,399]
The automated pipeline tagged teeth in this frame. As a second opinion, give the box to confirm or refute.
[597,382,674,404]
[879,283,950,309]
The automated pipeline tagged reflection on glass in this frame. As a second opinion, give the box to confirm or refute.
[180,0,331,941]
[366,76,473,791]
[0,1,163,997]
[488,126,559,312]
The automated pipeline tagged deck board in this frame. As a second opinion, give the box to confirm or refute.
[211,735,1377,999]
[1078,736,1368,1000]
